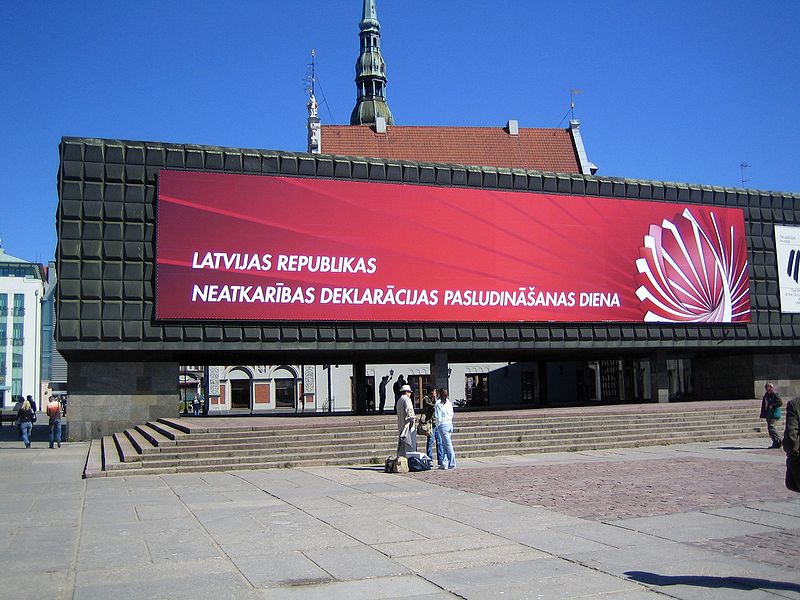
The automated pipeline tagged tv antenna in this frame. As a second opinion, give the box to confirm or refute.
[570,89,582,121]
[304,49,334,123]
[556,89,583,129]
[739,162,750,187]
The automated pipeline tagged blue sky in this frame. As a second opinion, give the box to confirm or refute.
[2,0,799,264]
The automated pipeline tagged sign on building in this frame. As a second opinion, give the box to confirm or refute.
[775,225,800,313]
[156,171,751,324]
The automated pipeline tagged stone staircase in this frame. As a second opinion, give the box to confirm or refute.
[83,400,767,478]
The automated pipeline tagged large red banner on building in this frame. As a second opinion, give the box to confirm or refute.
[155,170,751,323]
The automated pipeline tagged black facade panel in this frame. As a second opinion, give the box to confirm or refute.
[54,137,799,358]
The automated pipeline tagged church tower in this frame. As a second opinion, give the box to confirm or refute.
[350,0,393,126]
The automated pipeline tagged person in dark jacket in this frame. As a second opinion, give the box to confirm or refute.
[17,399,35,448]
[760,382,783,448]
[783,397,800,492]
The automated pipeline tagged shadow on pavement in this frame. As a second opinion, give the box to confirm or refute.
[717,445,773,451]
[626,571,800,593]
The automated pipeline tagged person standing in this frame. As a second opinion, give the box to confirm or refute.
[192,394,201,417]
[378,373,393,414]
[396,384,415,456]
[393,374,407,403]
[17,398,35,448]
[46,397,63,448]
[420,389,441,463]
[784,396,800,492]
[435,387,456,469]
[760,382,783,448]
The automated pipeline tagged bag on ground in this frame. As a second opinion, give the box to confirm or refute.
[392,456,409,473]
[407,453,433,472]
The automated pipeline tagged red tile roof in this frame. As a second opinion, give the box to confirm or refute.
[320,125,581,173]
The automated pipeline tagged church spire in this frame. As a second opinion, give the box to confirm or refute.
[350,0,393,126]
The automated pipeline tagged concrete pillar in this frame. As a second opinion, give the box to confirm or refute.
[652,350,670,403]
[353,361,368,415]
[430,351,449,391]
[67,361,179,440]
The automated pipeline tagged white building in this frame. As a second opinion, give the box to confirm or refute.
[0,247,45,408]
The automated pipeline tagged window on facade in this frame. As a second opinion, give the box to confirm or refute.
[667,358,693,400]
[521,371,535,403]
[12,322,24,343]
[13,294,24,317]
[0,293,7,316]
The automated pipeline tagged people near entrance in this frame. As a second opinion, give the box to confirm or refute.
[16,399,35,448]
[12,395,24,439]
[396,384,416,456]
[435,387,456,469]
[784,396,800,492]
[393,374,406,403]
[760,382,783,448]
[46,397,63,449]
[378,372,393,414]
[192,394,201,417]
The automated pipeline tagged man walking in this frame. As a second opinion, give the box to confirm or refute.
[760,382,783,448]
[784,395,800,492]
[46,396,63,448]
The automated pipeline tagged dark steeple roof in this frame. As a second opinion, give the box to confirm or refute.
[350,0,393,126]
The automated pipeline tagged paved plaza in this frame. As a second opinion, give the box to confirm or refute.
[2,431,799,599]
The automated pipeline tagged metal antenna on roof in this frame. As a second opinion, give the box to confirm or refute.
[740,162,750,187]
[556,89,583,131]
[570,89,582,121]
[304,50,335,123]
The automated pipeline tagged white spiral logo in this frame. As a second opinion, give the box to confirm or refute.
[635,208,750,322]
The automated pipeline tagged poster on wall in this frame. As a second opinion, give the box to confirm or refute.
[155,170,751,323]
[775,225,800,313]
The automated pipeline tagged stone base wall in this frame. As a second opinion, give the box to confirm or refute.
[66,361,179,441]
[753,353,800,402]
[693,354,754,400]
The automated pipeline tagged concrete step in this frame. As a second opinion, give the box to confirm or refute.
[90,403,768,477]
[130,420,761,461]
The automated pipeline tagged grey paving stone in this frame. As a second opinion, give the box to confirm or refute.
[610,511,776,542]
[0,570,72,600]
[704,505,800,530]
[372,531,511,558]
[304,545,411,580]
[396,543,547,572]
[257,574,448,600]
[232,550,333,588]
[505,526,618,555]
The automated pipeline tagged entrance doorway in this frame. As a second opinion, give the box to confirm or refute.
[274,367,297,409]
[228,368,251,410]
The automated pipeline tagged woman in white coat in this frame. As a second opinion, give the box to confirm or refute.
[435,388,456,469]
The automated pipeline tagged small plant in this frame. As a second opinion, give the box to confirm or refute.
[283,462,295,469]
[369,456,382,464]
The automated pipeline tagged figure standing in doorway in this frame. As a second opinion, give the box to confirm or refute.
[378,372,393,414]
[192,394,201,417]
[393,374,406,403]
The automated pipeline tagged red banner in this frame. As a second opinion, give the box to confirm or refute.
[155,170,751,323]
